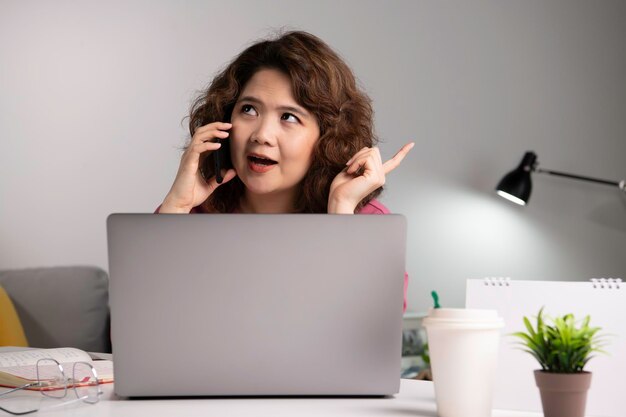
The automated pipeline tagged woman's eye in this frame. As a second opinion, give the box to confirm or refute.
[241,105,257,115]
[281,113,299,123]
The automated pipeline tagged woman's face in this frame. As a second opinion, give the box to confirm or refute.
[229,68,320,197]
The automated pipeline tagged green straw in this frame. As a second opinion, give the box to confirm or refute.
[431,291,441,309]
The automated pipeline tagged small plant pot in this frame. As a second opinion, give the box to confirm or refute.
[534,370,592,417]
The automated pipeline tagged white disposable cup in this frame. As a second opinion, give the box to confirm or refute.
[423,308,504,417]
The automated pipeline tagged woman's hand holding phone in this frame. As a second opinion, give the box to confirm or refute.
[160,122,237,213]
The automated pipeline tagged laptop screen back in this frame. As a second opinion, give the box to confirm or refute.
[107,214,406,397]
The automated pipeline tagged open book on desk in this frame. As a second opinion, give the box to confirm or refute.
[466,278,624,417]
[0,347,113,390]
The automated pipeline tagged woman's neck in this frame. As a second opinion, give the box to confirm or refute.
[239,190,298,213]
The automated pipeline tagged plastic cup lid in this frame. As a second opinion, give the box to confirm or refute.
[423,308,504,328]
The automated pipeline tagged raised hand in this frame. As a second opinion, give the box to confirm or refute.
[328,142,414,214]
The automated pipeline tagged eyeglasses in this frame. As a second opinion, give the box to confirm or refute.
[0,358,102,415]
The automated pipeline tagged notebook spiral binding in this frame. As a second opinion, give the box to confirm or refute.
[483,277,511,286]
[590,278,622,289]
[482,277,622,289]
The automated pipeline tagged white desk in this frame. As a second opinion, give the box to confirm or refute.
[8,379,543,416]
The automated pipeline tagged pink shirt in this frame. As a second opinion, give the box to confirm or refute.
[155,198,408,312]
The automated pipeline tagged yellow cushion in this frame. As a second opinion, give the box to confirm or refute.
[0,285,29,347]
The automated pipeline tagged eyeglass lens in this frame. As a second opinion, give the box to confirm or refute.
[35,358,67,398]
[72,362,101,404]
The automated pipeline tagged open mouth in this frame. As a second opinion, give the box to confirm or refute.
[247,154,278,174]
[247,155,278,166]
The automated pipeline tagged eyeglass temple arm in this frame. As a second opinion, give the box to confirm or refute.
[0,382,45,415]
[0,404,38,416]
[0,382,40,397]
[534,167,626,191]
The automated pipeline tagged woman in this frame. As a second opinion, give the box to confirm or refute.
[158,30,412,309]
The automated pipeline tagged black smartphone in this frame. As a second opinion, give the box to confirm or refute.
[213,137,232,184]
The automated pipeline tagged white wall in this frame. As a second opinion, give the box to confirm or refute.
[1,0,625,312]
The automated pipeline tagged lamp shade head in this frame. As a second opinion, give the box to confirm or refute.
[496,151,537,205]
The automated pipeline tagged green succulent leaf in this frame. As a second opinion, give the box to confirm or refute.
[523,317,536,337]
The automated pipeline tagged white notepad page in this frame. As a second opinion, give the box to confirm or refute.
[466,278,624,417]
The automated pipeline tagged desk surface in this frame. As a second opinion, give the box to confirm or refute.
[7,379,543,416]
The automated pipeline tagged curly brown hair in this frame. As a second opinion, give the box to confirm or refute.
[188,30,382,213]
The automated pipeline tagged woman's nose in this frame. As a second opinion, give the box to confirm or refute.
[251,117,277,146]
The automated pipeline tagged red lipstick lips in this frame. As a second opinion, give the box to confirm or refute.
[247,153,277,173]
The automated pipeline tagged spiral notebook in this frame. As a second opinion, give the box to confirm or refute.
[466,278,624,417]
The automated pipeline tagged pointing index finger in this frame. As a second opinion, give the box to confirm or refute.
[382,142,415,174]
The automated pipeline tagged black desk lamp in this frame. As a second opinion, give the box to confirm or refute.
[496,151,626,206]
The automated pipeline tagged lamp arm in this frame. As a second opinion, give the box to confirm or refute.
[535,167,626,191]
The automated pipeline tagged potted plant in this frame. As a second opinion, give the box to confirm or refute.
[513,307,606,417]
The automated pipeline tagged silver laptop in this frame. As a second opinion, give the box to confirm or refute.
[107,214,406,397]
